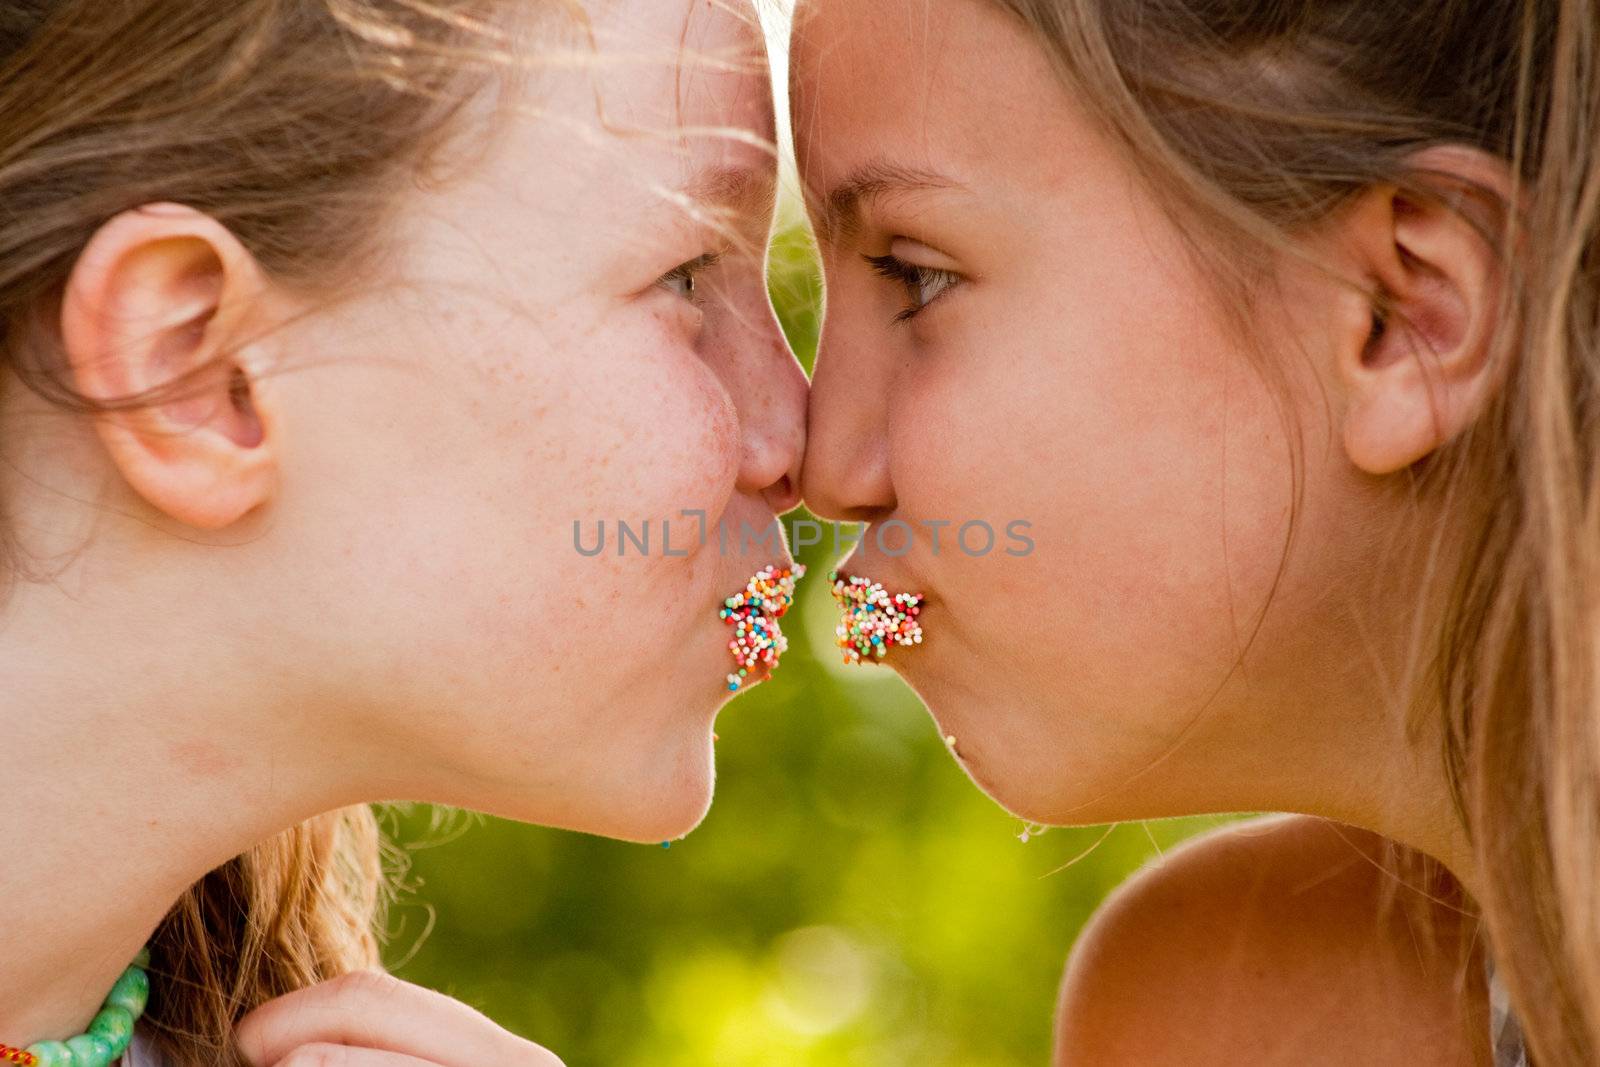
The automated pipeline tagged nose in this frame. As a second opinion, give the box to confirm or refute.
[728,309,808,516]
[800,311,895,523]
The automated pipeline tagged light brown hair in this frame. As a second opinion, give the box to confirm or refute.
[987,0,1595,1061]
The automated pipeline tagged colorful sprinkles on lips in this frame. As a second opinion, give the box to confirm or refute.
[830,570,924,665]
[720,563,806,692]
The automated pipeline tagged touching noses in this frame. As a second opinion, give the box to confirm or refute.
[799,314,895,524]
[733,314,809,516]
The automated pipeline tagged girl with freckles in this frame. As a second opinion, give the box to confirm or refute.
[794,0,1597,1062]
[0,1,807,1065]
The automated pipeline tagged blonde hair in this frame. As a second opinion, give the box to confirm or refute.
[0,2,553,1063]
[147,811,388,1066]
[988,0,1597,1061]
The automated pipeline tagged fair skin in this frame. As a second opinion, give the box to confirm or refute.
[0,0,803,1062]
[793,0,1507,1058]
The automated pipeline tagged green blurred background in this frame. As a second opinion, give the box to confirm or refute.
[378,216,1239,1066]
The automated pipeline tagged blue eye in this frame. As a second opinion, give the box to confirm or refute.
[658,252,723,301]
[864,253,962,322]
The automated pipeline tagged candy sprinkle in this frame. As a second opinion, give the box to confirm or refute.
[830,570,925,665]
[722,563,806,692]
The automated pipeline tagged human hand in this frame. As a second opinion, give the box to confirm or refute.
[235,969,564,1067]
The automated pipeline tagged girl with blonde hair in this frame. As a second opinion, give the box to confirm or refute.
[793,0,1596,1061]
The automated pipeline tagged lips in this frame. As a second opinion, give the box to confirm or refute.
[720,563,807,692]
[830,570,924,665]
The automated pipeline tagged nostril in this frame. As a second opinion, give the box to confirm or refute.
[766,473,798,512]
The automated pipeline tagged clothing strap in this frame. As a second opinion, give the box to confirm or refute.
[1486,952,1531,1067]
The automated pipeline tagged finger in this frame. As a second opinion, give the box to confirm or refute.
[235,970,562,1067]
[272,1044,440,1067]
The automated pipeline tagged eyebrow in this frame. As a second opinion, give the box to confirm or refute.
[680,163,779,222]
[813,160,958,244]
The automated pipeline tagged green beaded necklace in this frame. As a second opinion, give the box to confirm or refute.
[0,947,151,1067]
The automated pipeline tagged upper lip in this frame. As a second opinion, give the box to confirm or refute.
[832,558,930,603]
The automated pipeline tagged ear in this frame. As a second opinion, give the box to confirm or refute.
[61,202,278,530]
[1334,145,1512,475]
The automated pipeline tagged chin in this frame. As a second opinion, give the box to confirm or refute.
[905,672,1143,829]
[975,774,1086,828]
[571,727,718,844]
[602,758,717,844]
[462,714,718,844]
[943,741,1068,827]
[962,735,1197,829]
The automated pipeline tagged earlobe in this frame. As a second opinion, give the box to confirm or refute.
[1343,353,1457,476]
[1336,146,1512,476]
[60,202,278,530]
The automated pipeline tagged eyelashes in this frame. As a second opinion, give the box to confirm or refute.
[657,251,724,301]
[663,247,960,325]
[863,252,962,322]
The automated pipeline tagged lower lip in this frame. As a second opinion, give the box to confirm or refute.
[829,569,927,667]
[719,562,805,693]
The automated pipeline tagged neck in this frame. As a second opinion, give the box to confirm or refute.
[1263,493,1483,901]
[1252,639,1482,900]
[0,391,389,1046]
[0,581,361,1046]
[1321,726,1481,901]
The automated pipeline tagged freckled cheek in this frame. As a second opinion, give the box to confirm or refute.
[658,397,738,517]
[594,351,742,520]
[510,306,742,513]
[457,354,741,653]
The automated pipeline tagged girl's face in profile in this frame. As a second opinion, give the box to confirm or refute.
[794,0,1416,826]
[269,0,804,841]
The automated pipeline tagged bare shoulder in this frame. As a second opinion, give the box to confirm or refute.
[1053,814,1485,1066]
